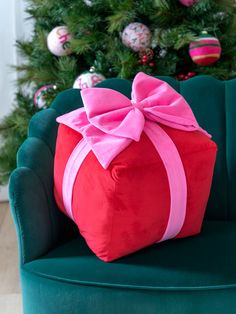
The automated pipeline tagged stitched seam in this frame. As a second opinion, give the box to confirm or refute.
[21,266,236,292]
[15,162,54,260]
[29,108,59,156]
[111,147,216,172]
[224,81,230,220]
[28,108,60,243]
[10,187,26,264]
[10,166,52,264]
[24,138,55,246]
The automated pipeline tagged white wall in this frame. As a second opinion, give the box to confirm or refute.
[0,0,33,201]
[0,0,16,118]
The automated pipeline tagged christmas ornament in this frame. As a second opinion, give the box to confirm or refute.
[138,48,155,67]
[189,32,221,66]
[83,0,93,6]
[47,26,72,56]
[34,85,57,109]
[158,48,167,58]
[213,12,226,21]
[178,0,198,7]
[73,70,105,89]
[122,22,151,52]
[177,72,197,81]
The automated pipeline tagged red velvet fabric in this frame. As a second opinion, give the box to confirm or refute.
[54,123,217,262]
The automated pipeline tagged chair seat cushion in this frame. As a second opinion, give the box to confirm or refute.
[24,221,236,290]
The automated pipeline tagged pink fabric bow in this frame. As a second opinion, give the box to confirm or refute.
[57,72,209,169]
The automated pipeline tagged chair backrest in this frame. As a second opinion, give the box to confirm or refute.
[94,76,236,221]
[10,76,236,263]
[157,76,236,221]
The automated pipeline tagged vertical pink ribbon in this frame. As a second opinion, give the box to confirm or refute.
[62,139,91,220]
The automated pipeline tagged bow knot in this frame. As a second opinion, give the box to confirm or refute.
[131,99,144,112]
[57,72,210,169]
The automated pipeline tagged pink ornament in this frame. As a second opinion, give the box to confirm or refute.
[178,0,198,6]
[47,26,72,56]
[73,72,105,89]
[122,22,151,52]
[189,33,221,66]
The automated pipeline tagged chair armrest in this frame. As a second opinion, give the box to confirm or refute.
[9,166,77,264]
[9,167,56,264]
[9,134,79,265]
[8,90,85,264]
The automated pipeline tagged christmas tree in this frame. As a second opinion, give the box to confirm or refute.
[1,0,236,184]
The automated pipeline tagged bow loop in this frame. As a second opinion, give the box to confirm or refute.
[81,87,145,141]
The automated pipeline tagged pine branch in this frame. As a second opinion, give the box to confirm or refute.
[1,0,236,183]
[107,9,136,33]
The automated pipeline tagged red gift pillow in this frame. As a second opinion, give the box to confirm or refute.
[54,72,217,262]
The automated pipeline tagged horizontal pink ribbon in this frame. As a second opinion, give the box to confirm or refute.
[57,72,210,241]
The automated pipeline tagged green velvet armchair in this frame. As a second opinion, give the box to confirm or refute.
[9,76,236,314]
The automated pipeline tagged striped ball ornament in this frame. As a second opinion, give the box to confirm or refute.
[189,33,221,66]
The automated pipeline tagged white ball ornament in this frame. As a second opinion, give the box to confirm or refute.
[73,72,106,89]
[83,0,93,6]
[122,22,151,52]
[47,26,72,56]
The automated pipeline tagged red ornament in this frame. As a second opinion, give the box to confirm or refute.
[187,72,196,78]
[139,48,154,60]
[177,72,197,81]
[142,56,148,64]
[177,74,185,80]
[138,48,154,66]
[149,62,155,67]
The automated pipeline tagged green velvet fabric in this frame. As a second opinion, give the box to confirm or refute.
[9,76,236,313]
[179,77,228,220]
[225,80,236,219]
[24,221,236,289]
[21,268,236,314]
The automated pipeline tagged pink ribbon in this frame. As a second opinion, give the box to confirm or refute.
[57,72,210,241]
